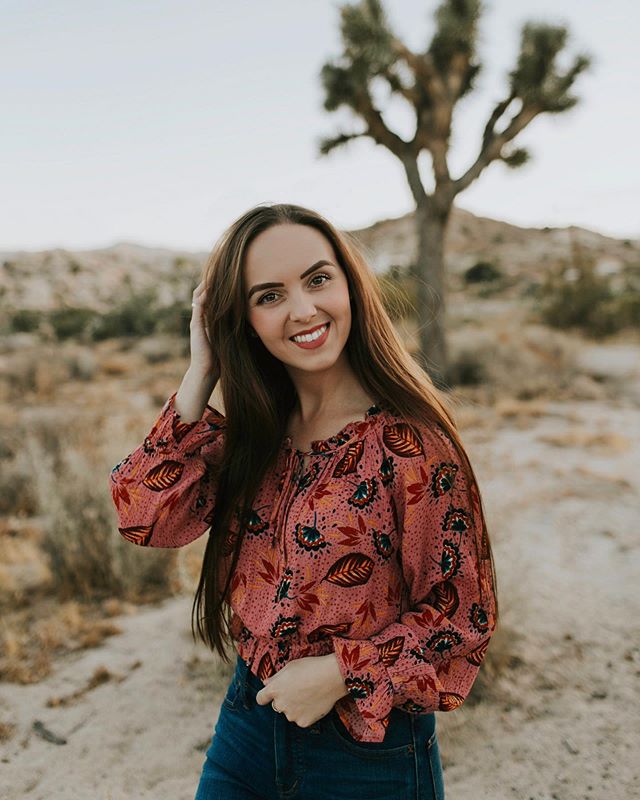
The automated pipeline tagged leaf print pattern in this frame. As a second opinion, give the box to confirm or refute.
[425,580,460,618]
[307,621,351,643]
[118,523,154,546]
[142,460,185,491]
[108,391,226,548]
[332,440,365,477]
[323,553,375,588]
[382,422,424,457]
[328,421,497,742]
[438,692,465,711]
[109,393,496,743]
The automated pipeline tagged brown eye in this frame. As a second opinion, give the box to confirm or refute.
[256,273,330,305]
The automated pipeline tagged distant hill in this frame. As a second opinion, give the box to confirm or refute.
[350,207,639,280]
[2,207,638,312]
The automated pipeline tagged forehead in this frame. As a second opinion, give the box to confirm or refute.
[244,224,335,281]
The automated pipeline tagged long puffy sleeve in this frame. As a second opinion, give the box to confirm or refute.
[109,390,226,548]
[330,418,497,742]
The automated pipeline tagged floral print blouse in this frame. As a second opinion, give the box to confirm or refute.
[109,390,497,743]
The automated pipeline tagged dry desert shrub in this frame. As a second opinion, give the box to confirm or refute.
[0,340,100,404]
[45,663,131,708]
[536,259,640,337]
[538,428,629,451]
[0,450,39,516]
[63,345,98,381]
[136,334,185,364]
[0,520,50,607]
[447,323,596,401]
[0,720,17,743]
[0,343,70,402]
[100,355,132,375]
[494,398,558,419]
[0,598,124,684]
[17,414,179,604]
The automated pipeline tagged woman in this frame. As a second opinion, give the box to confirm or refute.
[109,203,499,799]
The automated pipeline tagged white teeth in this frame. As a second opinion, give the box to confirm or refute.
[292,324,328,343]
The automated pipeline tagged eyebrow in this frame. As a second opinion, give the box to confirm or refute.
[247,260,335,300]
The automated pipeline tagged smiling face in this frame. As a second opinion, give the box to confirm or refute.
[244,223,352,377]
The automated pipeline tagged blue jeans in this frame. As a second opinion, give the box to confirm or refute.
[195,653,445,799]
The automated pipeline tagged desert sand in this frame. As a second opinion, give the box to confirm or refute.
[1,340,638,799]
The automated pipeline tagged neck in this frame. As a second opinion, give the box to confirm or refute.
[286,353,373,424]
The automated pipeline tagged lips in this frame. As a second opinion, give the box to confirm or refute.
[289,322,330,340]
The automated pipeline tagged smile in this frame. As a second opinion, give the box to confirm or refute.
[290,322,330,348]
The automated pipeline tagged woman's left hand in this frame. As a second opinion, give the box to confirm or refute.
[255,654,349,727]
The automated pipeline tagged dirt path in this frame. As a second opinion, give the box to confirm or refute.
[1,388,638,799]
[441,396,639,799]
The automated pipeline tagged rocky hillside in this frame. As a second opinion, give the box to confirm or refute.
[1,207,638,313]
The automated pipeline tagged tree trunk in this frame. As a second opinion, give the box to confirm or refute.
[413,199,452,389]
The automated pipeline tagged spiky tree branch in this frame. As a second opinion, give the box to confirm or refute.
[318,0,591,383]
[320,0,590,198]
[453,23,591,194]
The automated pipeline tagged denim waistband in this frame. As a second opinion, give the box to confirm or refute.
[231,651,436,746]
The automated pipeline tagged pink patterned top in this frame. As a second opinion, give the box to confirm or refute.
[109,390,496,742]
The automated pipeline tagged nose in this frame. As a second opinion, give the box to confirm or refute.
[288,291,317,322]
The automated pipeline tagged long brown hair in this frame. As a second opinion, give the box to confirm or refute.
[191,202,499,663]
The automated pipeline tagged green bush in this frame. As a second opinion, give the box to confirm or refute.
[91,288,160,340]
[446,349,486,386]
[464,261,503,284]
[613,289,640,328]
[49,307,99,340]
[155,301,191,337]
[537,263,640,337]
[9,309,42,333]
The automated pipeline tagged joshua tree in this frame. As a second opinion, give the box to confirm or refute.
[319,0,591,387]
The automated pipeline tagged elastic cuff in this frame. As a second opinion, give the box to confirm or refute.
[330,635,393,742]
[154,391,225,453]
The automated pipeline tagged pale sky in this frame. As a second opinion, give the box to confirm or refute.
[1,0,638,251]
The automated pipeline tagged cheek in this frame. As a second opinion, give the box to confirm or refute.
[336,293,352,324]
[327,284,351,316]
[250,312,286,344]
[248,309,270,334]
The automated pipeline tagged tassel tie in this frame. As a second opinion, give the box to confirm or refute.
[268,448,334,565]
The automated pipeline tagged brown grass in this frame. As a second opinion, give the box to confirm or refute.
[46,662,142,708]
[538,429,630,450]
[0,598,126,684]
[14,415,178,604]
[0,721,17,743]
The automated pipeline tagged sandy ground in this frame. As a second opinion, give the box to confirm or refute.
[1,344,639,799]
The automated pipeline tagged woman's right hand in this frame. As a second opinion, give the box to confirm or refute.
[189,280,220,381]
